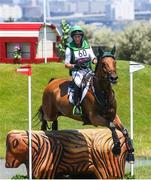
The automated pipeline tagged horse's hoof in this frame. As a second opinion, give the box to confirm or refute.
[126,153,135,163]
[112,146,121,156]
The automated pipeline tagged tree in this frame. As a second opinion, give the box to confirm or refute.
[116,22,151,65]
[78,23,116,56]
[57,20,71,58]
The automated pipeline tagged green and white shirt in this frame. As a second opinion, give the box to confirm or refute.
[65,40,96,66]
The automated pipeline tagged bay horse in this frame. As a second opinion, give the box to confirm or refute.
[36,46,134,160]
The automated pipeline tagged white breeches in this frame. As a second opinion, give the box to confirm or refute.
[72,69,92,88]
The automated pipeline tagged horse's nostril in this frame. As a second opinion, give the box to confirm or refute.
[109,75,118,84]
[110,75,118,81]
[115,76,118,80]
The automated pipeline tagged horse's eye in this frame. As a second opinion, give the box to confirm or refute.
[102,63,107,71]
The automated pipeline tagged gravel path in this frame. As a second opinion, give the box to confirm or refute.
[1,158,151,179]
[0,159,26,179]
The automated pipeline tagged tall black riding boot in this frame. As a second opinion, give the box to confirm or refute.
[73,84,82,116]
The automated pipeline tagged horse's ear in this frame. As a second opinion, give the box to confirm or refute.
[111,45,116,55]
[98,47,104,57]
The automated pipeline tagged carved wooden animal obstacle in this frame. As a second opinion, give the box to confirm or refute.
[6,128,128,179]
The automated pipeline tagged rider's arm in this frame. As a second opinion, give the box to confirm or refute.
[89,46,97,64]
[65,47,75,69]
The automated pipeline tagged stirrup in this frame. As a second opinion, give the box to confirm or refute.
[73,105,82,116]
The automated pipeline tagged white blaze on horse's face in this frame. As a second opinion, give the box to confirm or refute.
[102,57,118,84]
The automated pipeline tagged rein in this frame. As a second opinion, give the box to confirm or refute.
[91,77,108,107]
[91,54,116,108]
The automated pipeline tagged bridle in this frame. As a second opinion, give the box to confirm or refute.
[95,55,118,84]
[91,55,118,107]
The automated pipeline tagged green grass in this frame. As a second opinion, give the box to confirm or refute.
[125,165,151,179]
[0,61,151,158]
[114,61,151,157]
[134,165,151,179]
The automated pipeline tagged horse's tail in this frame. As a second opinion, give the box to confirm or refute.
[48,78,55,84]
[32,106,43,126]
[32,106,50,130]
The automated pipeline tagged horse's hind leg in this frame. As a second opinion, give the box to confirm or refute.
[41,120,48,131]
[42,91,59,131]
[52,120,58,130]
[109,121,121,156]
[41,114,58,131]
[37,106,48,131]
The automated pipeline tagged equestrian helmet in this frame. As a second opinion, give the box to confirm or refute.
[70,25,84,37]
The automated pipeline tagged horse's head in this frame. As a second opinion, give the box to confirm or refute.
[95,46,118,84]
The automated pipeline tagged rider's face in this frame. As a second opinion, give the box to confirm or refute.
[73,35,82,45]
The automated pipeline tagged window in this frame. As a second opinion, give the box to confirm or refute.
[6,43,30,59]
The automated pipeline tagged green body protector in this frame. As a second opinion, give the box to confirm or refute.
[67,40,92,75]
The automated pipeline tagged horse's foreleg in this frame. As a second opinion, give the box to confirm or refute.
[90,115,121,156]
[113,115,135,163]
[120,128,135,163]
[109,122,121,156]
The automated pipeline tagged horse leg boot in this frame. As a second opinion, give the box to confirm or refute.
[73,84,82,116]
[121,128,135,163]
[109,122,121,156]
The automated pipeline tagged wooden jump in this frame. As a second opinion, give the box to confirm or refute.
[5,128,128,179]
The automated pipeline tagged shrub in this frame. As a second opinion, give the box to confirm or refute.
[116,22,151,64]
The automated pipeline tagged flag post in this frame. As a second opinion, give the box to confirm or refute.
[129,70,134,176]
[16,65,32,179]
[129,61,144,176]
[43,0,47,64]
[28,73,32,180]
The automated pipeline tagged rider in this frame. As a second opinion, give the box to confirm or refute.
[65,25,97,116]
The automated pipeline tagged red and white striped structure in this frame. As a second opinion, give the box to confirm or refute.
[0,22,61,64]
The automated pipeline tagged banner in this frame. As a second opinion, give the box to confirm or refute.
[16,64,32,76]
[129,61,144,73]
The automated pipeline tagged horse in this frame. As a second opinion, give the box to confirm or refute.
[35,46,134,160]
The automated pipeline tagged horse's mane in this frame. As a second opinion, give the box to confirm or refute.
[94,55,101,74]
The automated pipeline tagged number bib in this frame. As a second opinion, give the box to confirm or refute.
[74,48,90,63]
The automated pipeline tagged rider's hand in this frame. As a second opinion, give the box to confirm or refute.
[74,63,81,69]
[92,58,97,64]
[80,63,87,69]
